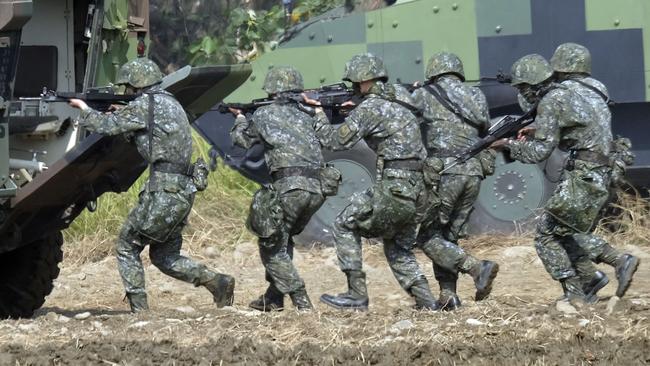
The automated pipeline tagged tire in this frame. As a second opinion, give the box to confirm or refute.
[0,232,63,319]
[294,143,377,246]
[468,150,564,234]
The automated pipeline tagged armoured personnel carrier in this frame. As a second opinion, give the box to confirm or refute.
[196,0,650,243]
[0,0,250,318]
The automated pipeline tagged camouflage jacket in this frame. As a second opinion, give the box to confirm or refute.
[411,75,490,176]
[507,82,612,165]
[313,81,427,164]
[231,102,324,194]
[79,85,194,193]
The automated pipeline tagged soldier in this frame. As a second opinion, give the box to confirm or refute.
[492,54,639,303]
[304,53,439,311]
[411,52,499,310]
[68,58,235,312]
[229,66,328,311]
[549,43,639,299]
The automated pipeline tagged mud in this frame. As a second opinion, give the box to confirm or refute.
[1,241,649,365]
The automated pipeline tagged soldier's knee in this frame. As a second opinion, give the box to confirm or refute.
[149,247,174,272]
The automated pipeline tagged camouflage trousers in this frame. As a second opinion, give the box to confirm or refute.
[333,174,429,290]
[257,189,324,295]
[535,165,613,281]
[416,175,481,285]
[117,190,217,295]
[438,174,482,242]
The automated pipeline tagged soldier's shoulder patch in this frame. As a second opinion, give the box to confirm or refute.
[337,123,358,144]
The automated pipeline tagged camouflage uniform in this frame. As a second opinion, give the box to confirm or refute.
[506,54,638,300]
[230,66,325,311]
[411,52,498,308]
[78,58,234,312]
[549,43,639,298]
[314,54,438,310]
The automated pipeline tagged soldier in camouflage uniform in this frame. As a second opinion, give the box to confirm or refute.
[304,53,439,311]
[492,54,639,302]
[549,43,639,299]
[229,66,326,311]
[411,52,499,310]
[69,58,235,312]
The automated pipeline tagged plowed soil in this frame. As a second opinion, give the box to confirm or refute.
[1,240,649,365]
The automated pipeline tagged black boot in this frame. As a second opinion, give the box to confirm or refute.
[204,273,235,307]
[126,292,149,313]
[249,284,284,312]
[409,279,441,311]
[583,270,609,303]
[320,270,369,310]
[438,280,461,311]
[561,276,588,304]
[289,288,313,311]
[470,260,499,301]
[615,254,640,297]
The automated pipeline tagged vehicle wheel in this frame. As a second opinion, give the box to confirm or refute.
[0,232,63,318]
[294,143,377,246]
[468,150,564,234]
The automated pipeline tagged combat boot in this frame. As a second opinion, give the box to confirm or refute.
[203,273,235,307]
[409,279,441,311]
[583,270,609,303]
[615,254,640,297]
[289,288,313,311]
[469,260,499,301]
[438,280,461,311]
[320,270,369,310]
[126,292,149,313]
[249,284,284,312]
[561,276,589,305]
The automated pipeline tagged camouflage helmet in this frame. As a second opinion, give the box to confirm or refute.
[510,54,553,86]
[342,53,388,83]
[425,52,465,81]
[116,57,164,89]
[262,66,304,94]
[550,42,592,75]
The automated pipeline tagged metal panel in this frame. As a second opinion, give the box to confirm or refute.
[282,12,366,48]
[475,0,532,37]
[367,41,422,83]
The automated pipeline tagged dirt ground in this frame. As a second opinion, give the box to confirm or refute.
[1,239,650,365]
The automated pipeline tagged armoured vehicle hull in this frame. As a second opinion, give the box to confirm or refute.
[0,0,250,318]
[196,0,650,242]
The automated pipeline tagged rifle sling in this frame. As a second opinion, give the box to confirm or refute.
[423,83,487,137]
[571,79,611,105]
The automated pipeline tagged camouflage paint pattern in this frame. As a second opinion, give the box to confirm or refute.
[313,82,426,161]
[505,58,616,280]
[80,85,221,297]
[551,42,592,75]
[232,103,324,195]
[425,52,465,80]
[116,58,164,89]
[231,100,325,295]
[342,53,388,83]
[313,78,431,291]
[262,66,305,94]
[510,54,553,86]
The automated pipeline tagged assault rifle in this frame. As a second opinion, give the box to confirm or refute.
[41,87,138,112]
[441,105,538,173]
[217,82,356,114]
